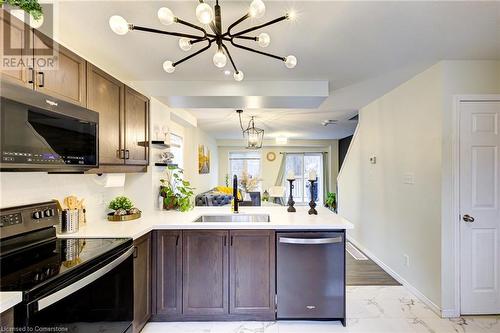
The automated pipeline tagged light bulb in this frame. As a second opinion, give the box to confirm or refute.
[233,70,244,81]
[284,55,297,69]
[109,15,129,35]
[213,50,227,68]
[163,60,175,73]
[249,0,266,18]
[257,32,270,48]
[248,132,259,145]
[179,38,192,51]
[196,3,214,25]
[158,7,175,26]
[287,9,297,21]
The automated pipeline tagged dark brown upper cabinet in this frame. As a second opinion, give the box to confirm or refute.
[153,231,182,317]
[229,230,276,318]
[0,10,32,88]
[182,230,229,316]
[86,63,124,165]
[1,11,86,106]
[33,30,87,107]
[133,233,152,333]
[86,64,149,172]
[124,86,149,165]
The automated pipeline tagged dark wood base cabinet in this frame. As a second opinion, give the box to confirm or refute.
[151,230,275,321]
[133,233,152,333]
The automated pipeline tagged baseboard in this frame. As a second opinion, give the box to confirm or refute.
[346,235,443,317]
[441,309,460,318]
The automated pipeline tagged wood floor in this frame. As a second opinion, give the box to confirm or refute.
[346,243,401,286]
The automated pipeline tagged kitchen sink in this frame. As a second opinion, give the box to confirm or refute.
[193,214,271,223]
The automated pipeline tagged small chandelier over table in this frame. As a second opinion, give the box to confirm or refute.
[237,110,264,149]
[109,0,297,81]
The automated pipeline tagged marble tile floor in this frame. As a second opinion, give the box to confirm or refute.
[142,286,500,333]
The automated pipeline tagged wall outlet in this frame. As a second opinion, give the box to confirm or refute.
[403,254,410,267]
[369,155,377,164]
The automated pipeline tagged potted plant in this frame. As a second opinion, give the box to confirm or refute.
[160,165,195,212]
[325,192,337,212]
[107,196,141,221]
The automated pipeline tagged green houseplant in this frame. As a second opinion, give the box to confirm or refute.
[325,192,337,212]
[1,0,43,19]
[160,165,195,212]
[108,196,133,211]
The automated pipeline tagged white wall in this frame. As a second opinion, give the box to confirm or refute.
[218,140,339,194]
[338,63,444,307]
[338,60,500,313]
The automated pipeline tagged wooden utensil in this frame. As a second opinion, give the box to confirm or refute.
[64,196,78,210]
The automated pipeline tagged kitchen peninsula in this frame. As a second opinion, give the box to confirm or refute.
[60,206,353,329]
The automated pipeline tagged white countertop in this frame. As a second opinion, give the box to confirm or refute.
[0,291,22,313]
[58,206,354,240]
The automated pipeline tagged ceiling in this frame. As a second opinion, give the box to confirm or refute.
[55,1,500,140]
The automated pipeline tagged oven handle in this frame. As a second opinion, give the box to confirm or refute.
[279,236,343,245]
[36,246,134,311]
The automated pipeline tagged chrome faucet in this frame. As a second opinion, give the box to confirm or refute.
[233,175,243,213]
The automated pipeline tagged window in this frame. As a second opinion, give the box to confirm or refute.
[170,133,183,168]
[229,151,261,189]
[284,153,324,205]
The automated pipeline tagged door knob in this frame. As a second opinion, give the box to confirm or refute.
[463,214,475,223]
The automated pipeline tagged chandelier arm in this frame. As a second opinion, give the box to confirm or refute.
[238,111,245,133]
[173,38,214,67]
[220,43,238,73]
[230,39,285,62]
[233,35,258,41]
[225,13,250,37]
[131,25,204,40]
[232,15,288,37]
[175,18,207,39]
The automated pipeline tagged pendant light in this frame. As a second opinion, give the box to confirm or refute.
[237,110,264,149]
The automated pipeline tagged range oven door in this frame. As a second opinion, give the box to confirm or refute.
[0,80,99,172]
[18,247,134,333]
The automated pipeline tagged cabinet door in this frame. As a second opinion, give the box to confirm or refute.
[33,30,86,106]
[124,86,149,165]
[133,233,152,333]
[86,63,124,165]
[0,9,32,87]
[154,231,182,316]
[183,230,229,316]
[229,230,275,317]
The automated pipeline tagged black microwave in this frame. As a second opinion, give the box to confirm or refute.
[0,80,99,172]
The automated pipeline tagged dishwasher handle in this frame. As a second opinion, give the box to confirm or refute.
[279,236,343,245]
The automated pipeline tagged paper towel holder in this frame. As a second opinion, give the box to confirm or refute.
[93,173,126,188]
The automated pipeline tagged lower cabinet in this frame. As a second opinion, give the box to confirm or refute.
[133,233,152,333]
[152,230,275,321]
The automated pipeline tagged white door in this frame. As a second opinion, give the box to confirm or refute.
[460,100,500,314]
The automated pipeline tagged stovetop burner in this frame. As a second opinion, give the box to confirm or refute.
[0,237,130,292]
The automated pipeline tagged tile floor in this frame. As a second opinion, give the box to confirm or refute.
[142,286,500,333]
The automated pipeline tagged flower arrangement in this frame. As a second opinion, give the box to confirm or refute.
[239,170,261,192]
[160,165,195,212]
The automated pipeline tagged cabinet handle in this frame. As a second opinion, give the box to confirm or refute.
[175,235,179,246]
[37,71,45,87]
[117,149,125,159]
[133,246,138,258]
[125,150,130,160]
[28,68,35,84]
[230,236,233,246]
[223,235,227,247]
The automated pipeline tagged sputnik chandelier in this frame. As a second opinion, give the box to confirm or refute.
[109,0,297,81]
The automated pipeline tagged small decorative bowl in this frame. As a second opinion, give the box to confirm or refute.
[107,212,141,222]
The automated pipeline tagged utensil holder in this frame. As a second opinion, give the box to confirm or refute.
[57,209,80,234]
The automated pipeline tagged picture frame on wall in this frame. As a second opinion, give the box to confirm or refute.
[198,144,210,174]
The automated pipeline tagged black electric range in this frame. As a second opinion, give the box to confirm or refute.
[0,201,134,333]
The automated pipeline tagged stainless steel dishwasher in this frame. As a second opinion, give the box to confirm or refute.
[276,231,346,326]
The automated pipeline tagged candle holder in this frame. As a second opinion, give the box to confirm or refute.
[287,179,296,212]
[308,179,318,215]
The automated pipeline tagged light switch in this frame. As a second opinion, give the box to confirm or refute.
[403,173,415,184]
[369,156,377,164]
